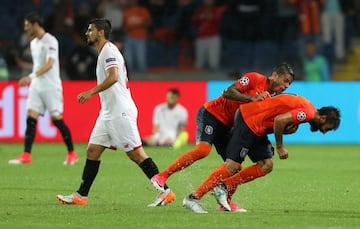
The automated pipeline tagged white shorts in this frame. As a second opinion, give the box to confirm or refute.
[26,87,63,116]
[89,114,142,152]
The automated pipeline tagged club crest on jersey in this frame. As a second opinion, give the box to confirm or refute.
[297,111,306,121]
[239,76,250,86]
[105,57,116,63]
[204,125,213,135]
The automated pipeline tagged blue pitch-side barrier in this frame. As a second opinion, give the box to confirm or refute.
[207,81,360,144]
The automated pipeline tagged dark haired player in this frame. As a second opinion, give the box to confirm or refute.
[9,12,77,165]
[151,63,294,210]
[56,18,174,206]
[182,94,340,213]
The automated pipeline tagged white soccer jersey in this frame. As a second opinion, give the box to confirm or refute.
[29,33,62,91]
[89,41,141,151]
[153,103,188,141]
[96,42,137,119]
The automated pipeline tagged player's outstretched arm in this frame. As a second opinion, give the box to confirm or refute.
[222,83,269,102]
[222,82,269,103]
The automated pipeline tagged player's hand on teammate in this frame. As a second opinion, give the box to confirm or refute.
[77,91,92,104]
[19,76,31,87]
[276,146,288,160]
[253,91,270,101]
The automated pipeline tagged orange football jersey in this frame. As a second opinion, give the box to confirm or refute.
[204,72,270,127]
[240,94,317,136]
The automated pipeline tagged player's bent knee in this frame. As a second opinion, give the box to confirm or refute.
[224,159,241,174]
[126,148,149,164]
[260,159,273,174]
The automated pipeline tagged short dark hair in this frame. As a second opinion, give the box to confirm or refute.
[318,106,341,130]
[25,12,44,27]
[274,63,294,79]
[168,88,180,96]
[89,18,112,39]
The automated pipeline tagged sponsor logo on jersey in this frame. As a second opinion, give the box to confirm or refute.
[297,111,306,121]
[106,57,116,63]
[239,76,250,86]
[49,47,56,51]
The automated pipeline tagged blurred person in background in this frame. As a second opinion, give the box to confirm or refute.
[191,0,225,72]
[0,50,9,80]
[97,0,126,50]
[142,88,189,149]
[303,39,330,81]
[8,12,78,165]
[290,0,324,59]
[320,0,345,61]
[66,31,97,80]
[122,0,151,72]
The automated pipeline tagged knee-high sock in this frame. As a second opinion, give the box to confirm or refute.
[139,157,159,179]
[192,164,231,200]
[139,157,169,190]
[53,119,74,152]
[77,159,101,197]
[226,164,243,201]
[223,164,265,193]
[159,143,211,179]
[24,117,37,153]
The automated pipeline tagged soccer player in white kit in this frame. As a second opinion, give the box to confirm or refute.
[8,12,78,165]
[56,18,175,206]
[142,88,189,149]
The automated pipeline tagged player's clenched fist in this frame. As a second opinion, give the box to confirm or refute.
[276,146,288,160]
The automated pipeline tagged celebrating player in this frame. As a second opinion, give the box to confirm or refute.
[56,18,174,206]
[150,63,294,209]
[182,94,340,213]
[9,12,78,165]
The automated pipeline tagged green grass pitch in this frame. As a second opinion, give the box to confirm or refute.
[0,143,359,229]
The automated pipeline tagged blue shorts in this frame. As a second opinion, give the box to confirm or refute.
[225,109,274,163]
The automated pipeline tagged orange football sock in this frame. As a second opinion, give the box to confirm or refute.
[227,164,243,201]
[159,143,211,179]
[223,164,265,192]
[192,164,232,200]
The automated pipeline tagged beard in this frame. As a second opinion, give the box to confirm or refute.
[309,121,319,132]
[87,38,94,46]
[87,37,98,46]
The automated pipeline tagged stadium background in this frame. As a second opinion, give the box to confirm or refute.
[0,0,359,144]
[1,81,359,144]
